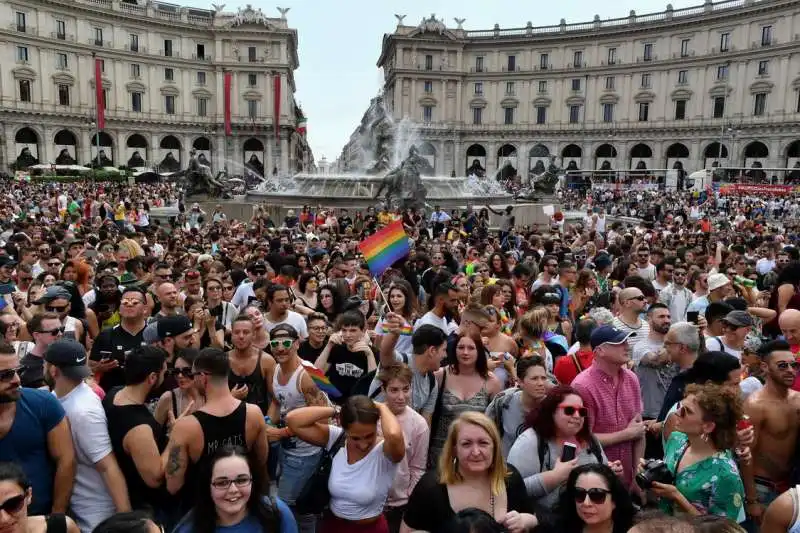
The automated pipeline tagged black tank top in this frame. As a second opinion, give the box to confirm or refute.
[228,353,270,414]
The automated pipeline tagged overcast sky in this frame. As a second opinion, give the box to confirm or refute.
[185,0,698,163]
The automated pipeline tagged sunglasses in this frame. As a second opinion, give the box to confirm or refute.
[0,367,21,382]
[0,494,26,514]
[48,262,61,267]
[269,338,294,350]
[627,295,646,302]
[38,327,64,336]
[171,367,194,378]
[559,404,588,417]
[574,487,610,504]
[45,305,68,313]
[223,285,234,290]
[775,361,800,371]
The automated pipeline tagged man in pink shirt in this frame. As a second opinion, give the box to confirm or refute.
[377,364,429,533]
[572,325,646,490]
[779,310,800,391]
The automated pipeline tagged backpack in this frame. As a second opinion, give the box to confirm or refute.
[538,433,604,470]
[487,388,518,439]
[350,353,436,400]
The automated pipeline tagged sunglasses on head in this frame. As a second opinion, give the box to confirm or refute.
[559,404,588,417]
[0,494,26,514]
[269,338,294,350]
[0,367,21,382]
[574,487,610,504]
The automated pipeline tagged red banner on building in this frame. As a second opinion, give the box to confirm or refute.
[223,71,232,136]
[94,58,105,129]
[273,74,281,137]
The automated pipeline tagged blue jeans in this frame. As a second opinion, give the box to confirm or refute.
[279,447,322,533]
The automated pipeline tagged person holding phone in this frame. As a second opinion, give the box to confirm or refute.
[507,386,621,508]
[659,265,694,324]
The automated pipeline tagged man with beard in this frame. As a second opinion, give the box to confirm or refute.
[414,279,459,336]
[226,315,275,414]
[0,341,75,515]
[633,304,676,420]
[740,340,800,527]
[263,284,308,340]
[151,283,181,321]
[18,312,64,389]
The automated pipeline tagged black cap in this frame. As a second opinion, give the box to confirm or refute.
[270,323,298,339]
[156,315,193,339]
[44,339,90,380]
[0,256,17,268]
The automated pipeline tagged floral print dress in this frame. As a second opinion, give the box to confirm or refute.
[661,431,746,523]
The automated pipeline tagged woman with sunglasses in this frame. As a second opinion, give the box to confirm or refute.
[155,348,205,435]
[203,277,237,348]
[646,383,746,524]
[508,386,621,508]
[292,273,319,316]
[173,444,296,533]
[316,285,343,323]
[545,463,635,533]
[0,461,80,533]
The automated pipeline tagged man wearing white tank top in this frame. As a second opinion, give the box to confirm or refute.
[267,323,328,533]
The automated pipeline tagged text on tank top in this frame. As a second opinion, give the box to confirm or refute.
[193,400,248,461]
[228,352,270,413]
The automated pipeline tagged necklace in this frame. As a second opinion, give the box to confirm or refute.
[489,490,495,517]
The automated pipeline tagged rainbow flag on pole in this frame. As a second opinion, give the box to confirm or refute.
[358,219,410,277]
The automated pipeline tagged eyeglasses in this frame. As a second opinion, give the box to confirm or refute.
[45,305,68,313]
[269,339,294,350]
[0,367,21,382]
[775,361,800,371]
[559,404,588,417]
[573,487,610,504]
[223,285,234,290]
[171,367,194,378]
[308,326,327,332]
[210,475,253,490]
[38,327,64,336]
[0,494,26,514]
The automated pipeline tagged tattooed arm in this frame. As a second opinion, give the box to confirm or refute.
[161,417,191,495]
[300,372,329,407]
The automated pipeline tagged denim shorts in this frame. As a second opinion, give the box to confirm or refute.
[278,447,323,505]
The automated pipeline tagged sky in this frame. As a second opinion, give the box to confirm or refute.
[184,0,699,163]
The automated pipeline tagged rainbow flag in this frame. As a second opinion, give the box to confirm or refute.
[358,219,410,277]
[301,360,341,399]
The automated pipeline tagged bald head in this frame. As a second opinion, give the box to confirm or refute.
[780,309,800,345]
[619,287,644,303]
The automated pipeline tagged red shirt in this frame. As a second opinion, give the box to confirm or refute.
[790,344,800,392]
[554,349,594,385]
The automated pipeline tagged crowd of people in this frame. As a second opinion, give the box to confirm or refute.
[3,178,800,533]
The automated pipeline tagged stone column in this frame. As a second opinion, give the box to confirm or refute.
[80,129,93,166]
[280,135,289,175]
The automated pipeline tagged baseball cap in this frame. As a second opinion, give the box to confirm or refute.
[722,310,754,328]
[0,256,17,268]
[270,323,298,339]
[44,339,90,380]
[142,322,160,344]
[708,273,731,292]
[590,325,636,349]
[34,286,72,305]
[156,316,193,340]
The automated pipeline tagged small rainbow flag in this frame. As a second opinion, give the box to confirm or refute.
[358,219,410,277]
[381,324,413,335]
[301,360,341,399]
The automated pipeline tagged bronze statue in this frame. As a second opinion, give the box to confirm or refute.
[186,149,230,197]
[91,149,112,168]
[55,149,76,165]
[466,158,486,177]
[15,147,39,169]
[374,146,428,210]
[516,155,563,200]
[127,151,146,168]
[159,152,181,173]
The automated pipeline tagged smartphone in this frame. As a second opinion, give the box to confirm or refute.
[561,442,577,462]
[687,311,699,324]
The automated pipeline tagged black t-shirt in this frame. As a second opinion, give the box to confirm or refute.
[19,349,45,389]
[298,338,327,363]
[90,323,147,391]
[403,465,532,533]
[325,344,369,405]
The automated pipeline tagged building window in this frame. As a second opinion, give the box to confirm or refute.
[571,78,581,91]
[56,20,65,40]
[57,84,70,106]
[98,59,105,73]
[56,53,68,69]
[539,53,549,69]
[131,63,140,78]
[248,46,256,62]
[504,107,514,125]
[475,56,484,72]
[643,43,653,61]
[130,34,139,52]
[165,95,175,114]
[758,60,769,75]
[16,12,26,32]
[17,46,28,62]
[102,89,108,110]
[197,71,206,85]
[602,103,614,122]
[505,81,515,96]
[131,92,142,112]
[94,27,103,46]
[424,55,433,70]
[573,50,583,68]
[713,96,725,118]
[678,70,688,84]
[164,39,174,57]
[248,73,257,87]
[761,25,772,46]
[196,43,205,58]
[197,97,208,117]
[507,55,516,71]
[569,105,581,123]
[607,47,616,65]
[474,82,483,95]
[680,39,690,57]
[19,80,31,102]
[641,73,651,89]
[538,80,547,93]
[717,64,728,80]
[423,80,432,93]
[165,68,174,81]
[719,32,730,52]
[473,107,482,125]
[536,106,546,124]
[675,99,687,120]
[422,105,433,122]
[753,93,767,116]
[248,100,258,118]
[638,102,649,121]
[605,76,615,90]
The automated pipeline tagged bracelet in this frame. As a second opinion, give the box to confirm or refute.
[745,498,759,505]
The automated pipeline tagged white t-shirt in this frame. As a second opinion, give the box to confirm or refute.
[57,382,116,532]
[231,281,255,310]
[704,336,742,360]
[327,425,398,520]
[413,311,457,336]
[263,310,308,339]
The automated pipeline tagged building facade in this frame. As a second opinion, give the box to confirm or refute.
[0,0,312,175]
[376,0,800,180]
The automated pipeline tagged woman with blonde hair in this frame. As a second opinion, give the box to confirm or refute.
[517,308,558,372]
[401,412,537,533]
[116,238,144,260]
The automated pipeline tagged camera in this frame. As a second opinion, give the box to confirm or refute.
[635,459,674,489]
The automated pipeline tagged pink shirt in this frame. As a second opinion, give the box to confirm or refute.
[572,362,642,487]
[377,406,429,507]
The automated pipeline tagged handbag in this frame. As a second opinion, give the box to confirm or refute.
[293,429,346,514]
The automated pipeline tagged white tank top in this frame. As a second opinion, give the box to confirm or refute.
[272,361,319,456]
[791,485,800,533]
[595,214,607,233]
[62,316,79,341]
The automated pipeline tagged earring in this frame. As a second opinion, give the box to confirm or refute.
[701,432,709,443]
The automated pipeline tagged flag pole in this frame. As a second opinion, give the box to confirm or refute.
[373,277,389,312]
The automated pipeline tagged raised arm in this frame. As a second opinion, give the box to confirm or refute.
[376,403,405,463]
[285,406,334,448]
